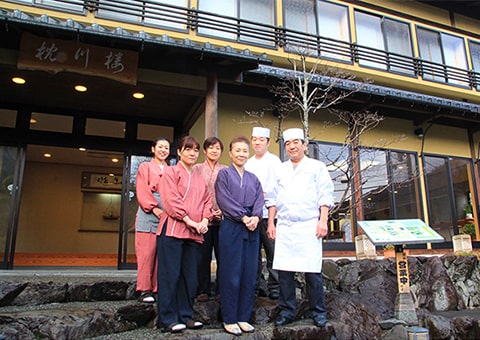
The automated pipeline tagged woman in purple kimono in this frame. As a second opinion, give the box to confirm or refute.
[215,136,264,336]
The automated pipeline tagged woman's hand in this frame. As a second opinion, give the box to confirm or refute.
[212,209,222,222]
[242,216,259,231]
[183,216,208,234]
[152,207,163,218]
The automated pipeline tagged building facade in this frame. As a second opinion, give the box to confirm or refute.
[0,0,479,269]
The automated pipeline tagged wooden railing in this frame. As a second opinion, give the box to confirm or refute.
[4,0,480,89]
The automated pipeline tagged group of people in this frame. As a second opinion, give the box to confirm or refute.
[133,127,334,335]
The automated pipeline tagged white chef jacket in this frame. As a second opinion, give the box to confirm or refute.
[269,156,334,273]
[245,151,282,219]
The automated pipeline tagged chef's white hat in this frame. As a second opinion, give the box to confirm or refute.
[252,127,270,138]
[283,128,304,142]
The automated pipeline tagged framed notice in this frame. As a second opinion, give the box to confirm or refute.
[81,172,122,192]
[357,219,444,246]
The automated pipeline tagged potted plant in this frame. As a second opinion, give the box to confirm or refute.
[383,244,395,258]
[464,204,473,219]
[461,223,476,240]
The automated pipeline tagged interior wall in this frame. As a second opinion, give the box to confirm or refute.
[16,161,129,254]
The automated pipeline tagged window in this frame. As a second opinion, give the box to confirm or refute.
[309,141,353,242]
[85,118,125,138]
[96,0,189,30]
[417,28,468,86]
[30,112,73,133]
[309,142,350,204]
[424,155,475,241]
[469,40,480,90]
[239,0,275,45]
[0,109,17,128]
[354,11,413,74]
[35,0,85,13]
[96,0,142,23]
[144,0,189,30]
[360,149,421,221]
[197,0,275,46]
[137,124,174,142]
[283,0,350,61]
[316,1,350,61]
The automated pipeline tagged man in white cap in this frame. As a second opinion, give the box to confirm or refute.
[267,128,334,328]
[245,126,282,300]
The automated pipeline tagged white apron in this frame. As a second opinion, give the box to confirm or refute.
[273,217,323,273]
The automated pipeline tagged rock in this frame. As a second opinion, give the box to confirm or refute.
[13,282,68,306]
[381,324,408,340]
[272,320,334,340]
[0,283,27,307]
[0,255,479,339]
[116,303,155,326]
[379,318,407,330]
[413,256,458,312]
[452,315,479,339]
[422,314,453,339]
[251,297,278,325]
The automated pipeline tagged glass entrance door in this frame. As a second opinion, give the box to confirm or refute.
[118,154,152,269]
[0,146,25,269]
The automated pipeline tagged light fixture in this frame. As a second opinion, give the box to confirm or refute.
[43,153,52,158]
[111,158,119,163]
[30,118,37,124]
[12,76,26,85]
[132,92,145,99]
[79,147,86,152]
[414,128,424,138]
[74,84,88,92]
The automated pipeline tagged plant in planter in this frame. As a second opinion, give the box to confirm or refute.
[464,204,473,219]
[461,223,476,240]
[383,244,395,258]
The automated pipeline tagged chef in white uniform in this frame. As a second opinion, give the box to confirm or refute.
[266,127,334,328]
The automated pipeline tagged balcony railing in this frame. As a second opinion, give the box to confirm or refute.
[4,0,480,90]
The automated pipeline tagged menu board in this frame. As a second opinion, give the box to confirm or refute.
[357,219,444,246]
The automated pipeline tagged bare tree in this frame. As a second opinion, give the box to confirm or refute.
[243,54,413,220]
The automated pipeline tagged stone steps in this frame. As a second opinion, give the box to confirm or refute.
[0,255,479,339]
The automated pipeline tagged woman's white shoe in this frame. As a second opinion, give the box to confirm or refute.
[223,323,242,336]
[238,322,255,333]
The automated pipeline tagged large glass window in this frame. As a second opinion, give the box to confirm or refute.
[469,40,480,90]
[197,0,275,46]
[417,28,468,86]
[360,149,421,221]
[309,141,353,242]
[0,146,23,269]
[355,11,413,74]
[317,1,350,61]
[283,0,350,61]
[424,155,476,241]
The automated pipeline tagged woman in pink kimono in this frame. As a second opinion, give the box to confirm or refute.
[156,136,213,334]
[134,137,170,303]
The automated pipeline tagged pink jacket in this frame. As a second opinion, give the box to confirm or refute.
[158,162,213,243]
[136,159,165,212]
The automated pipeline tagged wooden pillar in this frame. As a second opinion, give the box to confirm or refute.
[205,72,218,138]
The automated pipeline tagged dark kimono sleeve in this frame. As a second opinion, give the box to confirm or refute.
[215,168,249,222]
